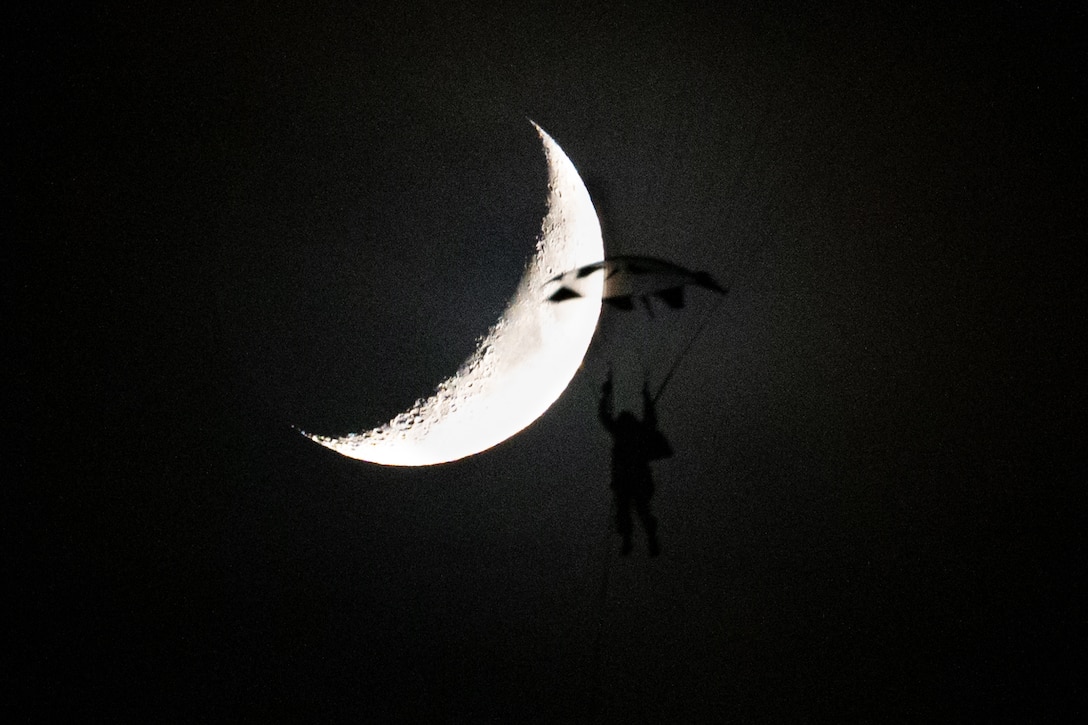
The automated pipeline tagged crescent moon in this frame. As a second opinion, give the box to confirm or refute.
[303,122,604,466]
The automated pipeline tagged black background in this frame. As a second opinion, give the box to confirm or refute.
[11,2,1085,721]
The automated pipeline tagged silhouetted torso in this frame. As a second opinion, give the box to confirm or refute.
[603,412,656,495]
[599,377,668,556]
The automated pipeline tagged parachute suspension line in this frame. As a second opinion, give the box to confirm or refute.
[651,292,726,405]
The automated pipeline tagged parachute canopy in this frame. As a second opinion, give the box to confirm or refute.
[547,256,728,403]
[546,255,726,312]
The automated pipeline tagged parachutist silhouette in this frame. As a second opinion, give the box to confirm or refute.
[598,373,672,556]
[551,256,724,556]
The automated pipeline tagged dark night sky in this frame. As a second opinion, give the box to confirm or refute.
[11,2,1086,721]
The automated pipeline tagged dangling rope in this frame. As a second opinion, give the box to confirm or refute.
[652,293,727,404]
[588,496,616,721]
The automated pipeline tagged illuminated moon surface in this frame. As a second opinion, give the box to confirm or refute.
[304,123,604,465]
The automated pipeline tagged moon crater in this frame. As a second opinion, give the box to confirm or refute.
[304,123,604,466]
